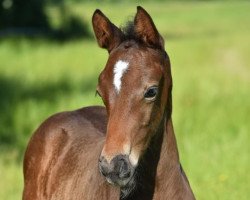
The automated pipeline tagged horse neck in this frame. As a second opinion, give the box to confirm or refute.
[158,117,180,172]
[123,117,180,200]
[153,117,195,199]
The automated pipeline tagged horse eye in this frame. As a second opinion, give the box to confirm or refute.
[144,86,158,100]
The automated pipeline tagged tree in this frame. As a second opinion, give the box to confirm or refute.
[0,0,49,29]
[0,0,89,40]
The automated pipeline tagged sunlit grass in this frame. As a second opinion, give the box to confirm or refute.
[0,152,23,200]
[0,1,249,199]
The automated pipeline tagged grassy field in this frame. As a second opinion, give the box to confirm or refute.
[0,1,250,199]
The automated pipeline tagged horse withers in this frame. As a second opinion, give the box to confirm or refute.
[23,6,195,200]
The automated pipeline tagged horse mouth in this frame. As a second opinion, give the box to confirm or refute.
[105,169,135,188]
[104,171,137,199]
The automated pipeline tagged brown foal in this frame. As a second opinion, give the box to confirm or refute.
[23,7,195,200]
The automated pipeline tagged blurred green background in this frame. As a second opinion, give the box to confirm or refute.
[0,0,249,199]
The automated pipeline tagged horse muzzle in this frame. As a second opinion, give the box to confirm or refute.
[99,154,134,187]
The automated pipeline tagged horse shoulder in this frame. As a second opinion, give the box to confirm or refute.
[23,106,115,200]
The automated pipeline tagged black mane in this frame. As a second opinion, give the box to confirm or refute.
[120,20,167,58]
[121,20,138,41]
[120,19,165,53]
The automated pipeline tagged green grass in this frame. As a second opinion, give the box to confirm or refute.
[0,1,250,199]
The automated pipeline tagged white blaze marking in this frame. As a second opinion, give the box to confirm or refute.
[113,60,129,93]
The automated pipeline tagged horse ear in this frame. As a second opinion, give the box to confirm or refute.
[134,6,164,49]
[92,9,124,52]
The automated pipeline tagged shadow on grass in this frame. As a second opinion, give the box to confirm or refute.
[0,75,98,153]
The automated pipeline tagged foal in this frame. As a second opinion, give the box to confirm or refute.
[23,7,195,200]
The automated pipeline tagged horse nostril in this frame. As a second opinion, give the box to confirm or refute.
[99,156,109,177]
[99,156,104,163]
[112,155,131,179]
